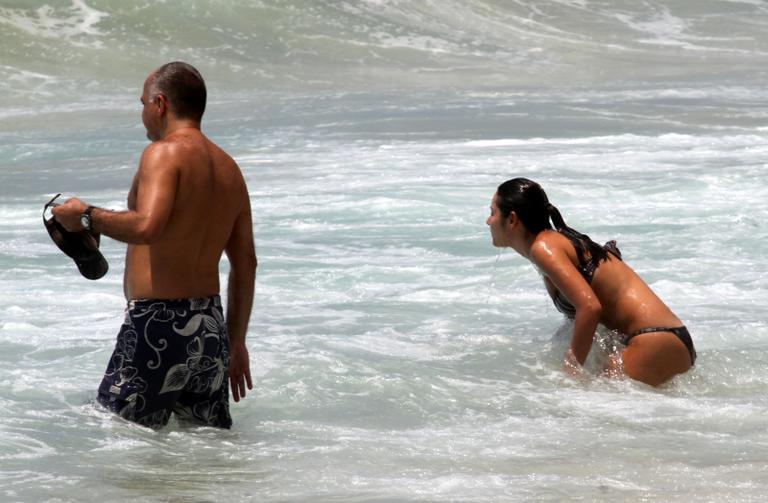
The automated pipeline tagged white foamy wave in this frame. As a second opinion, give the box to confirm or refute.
[0,65,69,101]
[0,64,59,87]
[0,0,108,47]
[612,4,768,56]
[614,6,691,47]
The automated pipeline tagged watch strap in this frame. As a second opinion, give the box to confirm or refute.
[82,206,96,231]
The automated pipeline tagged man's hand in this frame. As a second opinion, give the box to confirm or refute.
[52,198,87,232]
[228,341,253,402]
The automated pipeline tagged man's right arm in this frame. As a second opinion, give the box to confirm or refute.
[53,144,178,243]
[225,182,257,402]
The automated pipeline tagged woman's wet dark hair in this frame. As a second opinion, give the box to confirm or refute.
[496,177,608,265]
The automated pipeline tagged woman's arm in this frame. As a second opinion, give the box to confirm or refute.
[530,238,602,365]
[542,276,558,301]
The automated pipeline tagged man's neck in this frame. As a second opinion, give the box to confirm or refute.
[161,119,201,139]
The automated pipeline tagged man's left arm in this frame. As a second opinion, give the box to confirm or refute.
[53,144,179,244]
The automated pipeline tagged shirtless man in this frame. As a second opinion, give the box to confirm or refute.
[53,62,256,428]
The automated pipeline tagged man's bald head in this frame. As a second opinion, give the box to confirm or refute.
[148,62,207,123]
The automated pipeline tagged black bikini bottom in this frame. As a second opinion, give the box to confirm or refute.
[625,326,697,366]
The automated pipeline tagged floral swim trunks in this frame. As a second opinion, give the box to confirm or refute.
[97,295,232,429]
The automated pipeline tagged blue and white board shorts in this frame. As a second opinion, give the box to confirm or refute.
[97,295,232,429]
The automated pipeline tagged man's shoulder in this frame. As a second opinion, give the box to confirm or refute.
[140,132,242,186]
[140,133,207,166]
[140,137,181,159]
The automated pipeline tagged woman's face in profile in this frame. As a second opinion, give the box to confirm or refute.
[486,194,508,247]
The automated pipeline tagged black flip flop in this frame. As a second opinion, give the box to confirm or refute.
[43,194,109,280]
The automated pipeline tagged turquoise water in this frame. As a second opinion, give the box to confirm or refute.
[2,1,768,502]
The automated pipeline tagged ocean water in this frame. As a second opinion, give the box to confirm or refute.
[2,1,768,501]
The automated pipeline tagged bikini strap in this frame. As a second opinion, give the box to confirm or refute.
[630,326,684,337]
[604,240,622,260]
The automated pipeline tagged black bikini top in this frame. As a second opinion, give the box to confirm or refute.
[552,233,622,319]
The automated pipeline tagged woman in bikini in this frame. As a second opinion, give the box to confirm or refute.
[487,178,696,386]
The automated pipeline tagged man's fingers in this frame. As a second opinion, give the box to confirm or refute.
[232,379,241,402]
[228,350,251,402]
[238,376,247,399]
[245,367,253,390]
[230,368,241,402]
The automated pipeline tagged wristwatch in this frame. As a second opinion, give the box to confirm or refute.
[80,206,96,231]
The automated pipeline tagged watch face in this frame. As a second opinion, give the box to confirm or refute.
[80,215,90,229]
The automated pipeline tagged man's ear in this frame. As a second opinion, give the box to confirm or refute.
[154,93,169,115]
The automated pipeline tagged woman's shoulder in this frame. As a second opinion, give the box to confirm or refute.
[533,229,573,249]
[530,230,577,263]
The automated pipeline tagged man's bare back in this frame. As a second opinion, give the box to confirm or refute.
[124,128,249,300]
